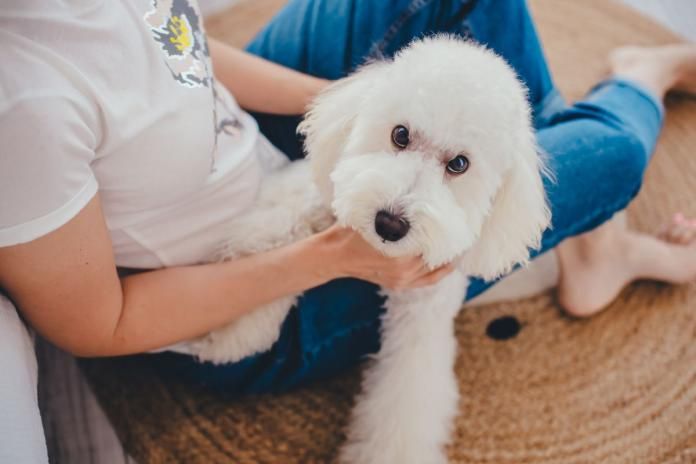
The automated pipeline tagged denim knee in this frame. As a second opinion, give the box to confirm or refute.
[604,125,649,206]
[547,97,650,201]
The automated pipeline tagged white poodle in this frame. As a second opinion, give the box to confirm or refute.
[189,35,550,464]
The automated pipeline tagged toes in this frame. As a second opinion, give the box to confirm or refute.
[663,213,696,245]
[659,213,682,242]
[686,220,696,244]
[675,214,696,244]
[658,222,672,241]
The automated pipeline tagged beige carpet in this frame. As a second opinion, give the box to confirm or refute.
[83,1,696,462]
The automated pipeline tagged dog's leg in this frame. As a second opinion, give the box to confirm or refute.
[187,161,334,364]
[340,271,468,464]
[190,295,297,364]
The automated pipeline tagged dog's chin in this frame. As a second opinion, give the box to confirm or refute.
[341,220,472,271]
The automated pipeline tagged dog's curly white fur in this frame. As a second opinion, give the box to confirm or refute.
[189,35,550,463]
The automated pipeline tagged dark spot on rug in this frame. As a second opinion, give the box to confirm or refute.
[486,316,521,341]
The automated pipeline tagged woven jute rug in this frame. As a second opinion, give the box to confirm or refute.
[82,1,696,462]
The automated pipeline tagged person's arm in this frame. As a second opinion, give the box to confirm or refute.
[0,195,452,358]
[208,38,329,115]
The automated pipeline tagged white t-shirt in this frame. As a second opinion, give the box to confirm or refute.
[0,0,286,268]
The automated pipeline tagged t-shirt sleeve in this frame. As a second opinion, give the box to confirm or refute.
[0,96,98,246]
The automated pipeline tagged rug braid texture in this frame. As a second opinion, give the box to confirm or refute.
[83,0,696,462]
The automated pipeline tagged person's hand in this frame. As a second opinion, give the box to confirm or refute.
[316,224,455,290]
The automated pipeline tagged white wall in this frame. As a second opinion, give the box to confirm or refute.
[619,0,696,40]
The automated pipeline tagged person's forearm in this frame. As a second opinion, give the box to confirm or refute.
[2,196,440,359]
[208,38,329,115]
[99,232,338,356]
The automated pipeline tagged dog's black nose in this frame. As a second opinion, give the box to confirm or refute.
[374,210,410,242]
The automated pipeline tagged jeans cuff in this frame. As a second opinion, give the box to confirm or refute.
[594,77,665,124]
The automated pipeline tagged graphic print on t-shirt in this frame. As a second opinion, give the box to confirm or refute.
[144,0,210,88]
[144,0,245,170]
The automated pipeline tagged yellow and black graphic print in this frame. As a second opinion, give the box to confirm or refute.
[144,0,210,88]
[144,0,245,171]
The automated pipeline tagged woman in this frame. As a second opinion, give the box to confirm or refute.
[1,0,695,460]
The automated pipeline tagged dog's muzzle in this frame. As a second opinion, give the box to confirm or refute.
[374,210,410,242]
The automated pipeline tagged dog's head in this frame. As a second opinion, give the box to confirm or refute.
[299,36,551,280]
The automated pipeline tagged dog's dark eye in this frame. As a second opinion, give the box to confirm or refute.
[391,125,410,149]
[446,154,470,174]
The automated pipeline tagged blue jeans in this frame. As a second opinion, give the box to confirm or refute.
[150,0,664,393]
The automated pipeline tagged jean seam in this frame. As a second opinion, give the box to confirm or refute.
[368,0,438,59]
[369,0,477,59]
[301,317,381,363]
[252,314,381,376]
[443,0,477,31]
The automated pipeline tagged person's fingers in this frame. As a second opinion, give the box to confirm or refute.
[683,219,696,244]
[392,254,425,269]
[657,221,671,241]
[383,255,427,281]
[410,263,456,288]
[673,214,696,245]
[413,259,431,276]
[370,253,455,289]
[672,222,693,245]
[393,264,429,289]
[660,214,689,244]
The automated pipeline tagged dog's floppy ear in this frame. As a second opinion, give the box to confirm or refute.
[298,62,384,201]
[462,130,552,281]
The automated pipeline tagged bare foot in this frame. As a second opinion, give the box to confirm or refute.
[610,44,696,98]
[557,214,696,318]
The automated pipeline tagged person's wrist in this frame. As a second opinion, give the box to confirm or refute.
[306,226,349,283]
[303,77,331,111]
